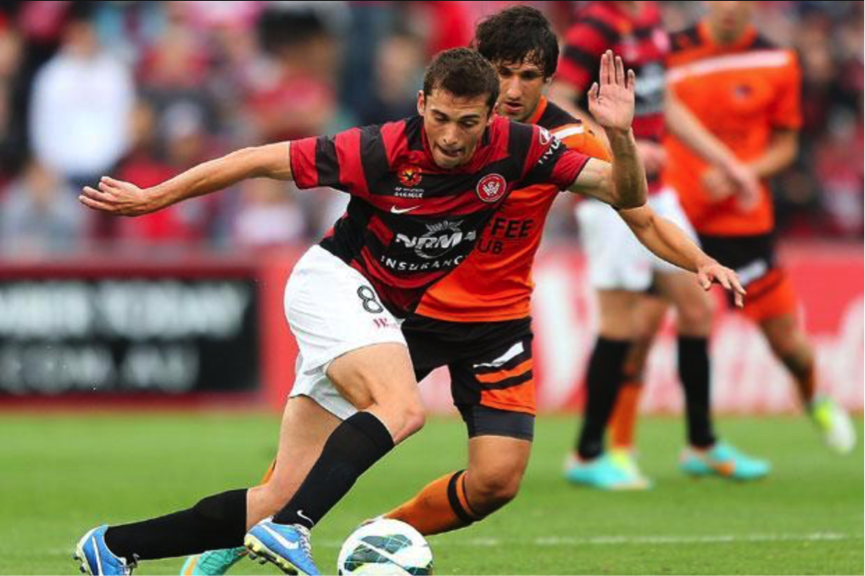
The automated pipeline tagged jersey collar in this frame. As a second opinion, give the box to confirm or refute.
[525,96,548,127]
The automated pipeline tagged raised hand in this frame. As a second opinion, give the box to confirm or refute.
[588,50,636,134]
[79,177,165,216]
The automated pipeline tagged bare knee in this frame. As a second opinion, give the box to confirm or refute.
[467,464,525,514]
[400,401,426,437]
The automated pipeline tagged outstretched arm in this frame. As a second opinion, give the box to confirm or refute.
[568,50,646,210]
[79,142,293,216]
[617,204,746,307]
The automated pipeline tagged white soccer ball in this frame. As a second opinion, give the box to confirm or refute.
[337,518,433,575]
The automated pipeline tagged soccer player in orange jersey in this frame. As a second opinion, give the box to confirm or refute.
[608,0,856,460]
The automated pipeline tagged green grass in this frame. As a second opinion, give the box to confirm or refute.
[0,413,861,575]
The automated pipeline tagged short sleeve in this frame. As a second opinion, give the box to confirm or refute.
[770,50,803,130]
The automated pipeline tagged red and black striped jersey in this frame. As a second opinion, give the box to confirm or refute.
[558,1,668,190]
[290,114,590,317]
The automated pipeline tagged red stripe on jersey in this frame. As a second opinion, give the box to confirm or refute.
[367,215,393,245]
[289,137,318,189]
[550,150,591,189]
[558,23,610,90]
[380,120,409,168]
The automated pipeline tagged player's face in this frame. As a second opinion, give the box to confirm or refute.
[418,89,493,170]
[494,59,550,123]
[706,1,755,42]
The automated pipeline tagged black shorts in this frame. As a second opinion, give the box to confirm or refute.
[698,232,797,321]
[403,315,535,441]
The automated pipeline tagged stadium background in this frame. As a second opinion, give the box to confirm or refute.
[0,0,861,413]
[0,2,862,575]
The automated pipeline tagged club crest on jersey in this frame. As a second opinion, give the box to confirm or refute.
[398,164,423,188]
[476,173,507,203]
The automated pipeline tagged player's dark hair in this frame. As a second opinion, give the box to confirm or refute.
[423,48,500,112]
[473,6,559,78]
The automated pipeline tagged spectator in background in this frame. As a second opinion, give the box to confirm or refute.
[114,99,221,248]
[0,156,85,256]
[357,30,425,125]
[28,6,134,188]
[247,7,340,142]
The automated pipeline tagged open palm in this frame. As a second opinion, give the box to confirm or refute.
[588,50,636,133]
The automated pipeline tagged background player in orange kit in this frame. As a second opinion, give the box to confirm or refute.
[551,0,768,489]
[607,0,856,458]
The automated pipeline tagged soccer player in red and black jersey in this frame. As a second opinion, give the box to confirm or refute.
[551,0,769,489]
[76,44,742,575]
[178,10,758,575]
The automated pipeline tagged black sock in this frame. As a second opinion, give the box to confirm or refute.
[678,336,716,448]
[273,411,394,528]
[576,337,631,460]
[103,489,247,561]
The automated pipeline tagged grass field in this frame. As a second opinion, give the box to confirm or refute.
[1,412,862,575]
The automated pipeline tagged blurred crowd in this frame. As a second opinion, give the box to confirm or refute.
[0,1,861,257]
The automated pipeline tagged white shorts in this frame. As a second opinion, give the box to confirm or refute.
[285,245,407,419]
[576,187,698,291]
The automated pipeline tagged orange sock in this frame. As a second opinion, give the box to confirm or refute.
[610,381,642,450]
[385,470,482,536]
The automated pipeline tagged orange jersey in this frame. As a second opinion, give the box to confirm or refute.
[415,98,610,323]
[663,23,802,236]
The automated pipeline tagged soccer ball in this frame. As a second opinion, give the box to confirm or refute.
[337,518,433,575]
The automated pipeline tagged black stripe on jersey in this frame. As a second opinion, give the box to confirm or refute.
[406,115,425,151]
[538,101,579,131]
[562,45,600,75]
[478,370,534,391]
[319,196,373,265]
[507,120,536,177]
[315,135,341,189]
[359,124,388,192]
[580,16,619,44]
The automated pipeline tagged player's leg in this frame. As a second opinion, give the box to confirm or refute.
[180,398,339,576]
[608,293,667,484]
[699,232,855,454]
[245,247,422,575]
[387,332,535,534]
[751,280,856,454]
[181,363,440,575]
[573,289,641,462]
[76,395,341,576]
[646,191,768,480]
[653,269,719,451]
[567,199,651,490]
[386,433,532,535]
